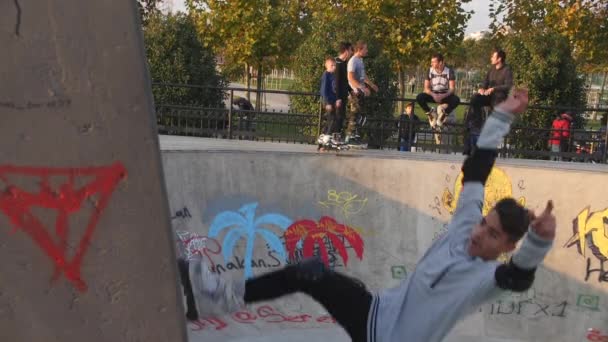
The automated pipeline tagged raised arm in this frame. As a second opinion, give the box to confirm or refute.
[448,89,528,237]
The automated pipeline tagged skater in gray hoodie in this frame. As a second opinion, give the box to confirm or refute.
[189,89,555,342]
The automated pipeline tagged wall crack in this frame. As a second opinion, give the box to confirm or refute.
[14,0,22,36]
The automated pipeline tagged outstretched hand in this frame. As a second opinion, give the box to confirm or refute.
[528,200,556,241]
[494,88,529,115]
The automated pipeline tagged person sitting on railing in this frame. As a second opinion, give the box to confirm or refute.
[548,112,573,161]
[416,53,460,129]
[469,49,513,123]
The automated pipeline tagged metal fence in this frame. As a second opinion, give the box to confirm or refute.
[153,83,608,163]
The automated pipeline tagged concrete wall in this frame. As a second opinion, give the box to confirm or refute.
[0,2,185,342]
[162,145,608,342]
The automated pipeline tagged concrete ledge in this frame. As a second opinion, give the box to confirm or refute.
[159,135,608,173]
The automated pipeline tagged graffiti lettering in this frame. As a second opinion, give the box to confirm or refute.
[585,258,608,283]
[0,98,71,111]
[171,207,192,220]
[565,207,608,283]
[214,251,283,275]
[190,317,228,331]
[318,190,367,218]
[0,163,127,292]
[189,306,336,332]
[485,299,568,318]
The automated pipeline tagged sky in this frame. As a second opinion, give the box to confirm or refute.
[165,0,492,36]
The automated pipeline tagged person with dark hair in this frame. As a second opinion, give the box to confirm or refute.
[334,42,354,140]
[188,90,555,342]
[548,112,573,161]
[464,48,513,155]
[345,40,378,148]
[416,53,460,129]
[397,101,419,152]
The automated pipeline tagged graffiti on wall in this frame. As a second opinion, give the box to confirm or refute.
[284,216,364,268]
[318,190,368,218]
[208,202,292,278]
[189,304,336,332]
[484,299,568,318]
[0,163,127,292]
[442,167,525,216]
[564,207,608,283]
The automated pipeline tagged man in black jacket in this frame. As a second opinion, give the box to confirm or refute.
[464,48,513,155]
[470,48,513,114]
[334,42,353,141]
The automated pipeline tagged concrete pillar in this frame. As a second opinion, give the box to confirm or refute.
[0,1,186,342]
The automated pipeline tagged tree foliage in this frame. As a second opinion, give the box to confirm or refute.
[490,0,608,72]
[144,13,226,106]
[187,0,307,73]
[137,0,161,26]
[503,31,585,152]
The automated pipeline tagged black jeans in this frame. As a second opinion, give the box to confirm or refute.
[416,92,460,114]
[178,258,199,321]
[244,260,372,342]
[335,97,348,135]
[469,93,493,122]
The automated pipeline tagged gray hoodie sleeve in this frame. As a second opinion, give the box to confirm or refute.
[449,109,515,237]
[512,228,554,270]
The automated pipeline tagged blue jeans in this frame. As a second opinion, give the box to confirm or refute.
[399,139,410,152]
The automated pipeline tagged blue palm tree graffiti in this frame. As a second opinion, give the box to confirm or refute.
[208,202,292,278]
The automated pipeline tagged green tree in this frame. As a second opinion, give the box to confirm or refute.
[138,0,161,26]
[360,0,472,107]
[503,31,585,153]
[144,13,226,107]
[490,0,608,106]
[188,0,307,108]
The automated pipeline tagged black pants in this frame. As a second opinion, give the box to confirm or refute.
[178,258,199,321]
[416,92,460,114]
[335,97,347,135]
[245,260,372,342]
[469,93,493,121]
[323,104,338,135]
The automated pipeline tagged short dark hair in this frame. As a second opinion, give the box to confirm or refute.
[494,198,530,242]
[493,48,507,63]
[431,53,444,62]
[355,41,367,52]
[339,42,353,54]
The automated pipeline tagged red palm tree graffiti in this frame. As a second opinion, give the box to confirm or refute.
[284,216,364,267]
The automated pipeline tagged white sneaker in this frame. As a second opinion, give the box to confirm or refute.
[436,105,447,127]
[189,256,244,316]
[317,134,331,145]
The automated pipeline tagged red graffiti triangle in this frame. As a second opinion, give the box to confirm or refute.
[0,162,127,292]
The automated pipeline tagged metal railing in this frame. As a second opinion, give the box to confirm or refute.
[152,83,608,163]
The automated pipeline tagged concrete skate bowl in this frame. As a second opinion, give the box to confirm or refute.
[160,136,608,342]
